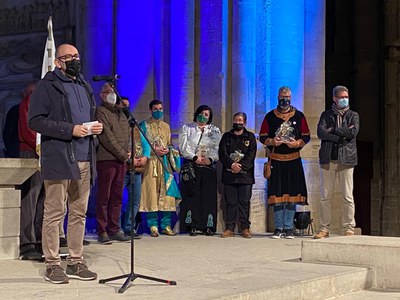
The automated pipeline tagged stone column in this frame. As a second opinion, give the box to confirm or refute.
[268,0,305,111]
[198,0,227,130]
[116,1,155,121]
[382,0,400,237]
[257,0,306,232]
[154,0,169,108]
[302,0,326,233]
[197,0,228,232]
[79,0,114,99]
[231,0,256,131]
[169,0,195,133]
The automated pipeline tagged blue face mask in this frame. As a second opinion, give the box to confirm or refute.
[337,98,349,108]
[152,110,163,120]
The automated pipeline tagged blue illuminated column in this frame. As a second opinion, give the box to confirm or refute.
[80,0,114,99]
[232,0,257,131]
[304,0,326,131]
[154,0,169,106]
[302,0,326,221]
[169,0,195,132]
[198,0,227,129]
[116,0,155,116]
[255,0,269,130]
[267,0,305,111]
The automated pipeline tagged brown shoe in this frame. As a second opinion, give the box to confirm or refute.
[313,231,329,239]
[345,231,354,236]
[161,226,176,236]
[242,228,252,238]
[150,226,159,237]
[221,229,235,238]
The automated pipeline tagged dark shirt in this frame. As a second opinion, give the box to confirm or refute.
[218,128,257,185]
[3,104,20,158]
[259,107,311,154]
[317,109,359,166]
[55,68,90,161]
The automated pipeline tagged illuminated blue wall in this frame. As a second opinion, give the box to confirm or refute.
[268,0,305,111]
[86,0,313,121]
[116,0,155,111]
[169,0,195,131]
[232,0,257,130]
[83,0,114,99]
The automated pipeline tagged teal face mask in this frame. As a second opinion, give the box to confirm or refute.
[196,114,209,123]
[152,110,163,119]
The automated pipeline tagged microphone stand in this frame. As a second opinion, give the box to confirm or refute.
[98,80,177,293]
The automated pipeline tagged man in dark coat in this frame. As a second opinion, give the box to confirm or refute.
[29,44,103,284]
[314,85,359,239]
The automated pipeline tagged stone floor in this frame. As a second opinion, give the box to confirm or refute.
[0,233,398,300]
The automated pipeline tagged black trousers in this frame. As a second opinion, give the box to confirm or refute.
[19,151,45,253]
[180,164,217,232]
[224,184,252,231]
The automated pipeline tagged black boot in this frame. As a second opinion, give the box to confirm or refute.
[204,228,214,236]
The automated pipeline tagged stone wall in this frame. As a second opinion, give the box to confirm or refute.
[382,0,400,236]
[0,0,76,156]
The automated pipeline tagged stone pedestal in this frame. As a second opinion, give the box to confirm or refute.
[0,159,38,260]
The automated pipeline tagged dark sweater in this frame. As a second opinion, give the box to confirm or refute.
[218,128,257,185]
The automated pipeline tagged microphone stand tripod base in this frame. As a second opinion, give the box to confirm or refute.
[99,272,177,294]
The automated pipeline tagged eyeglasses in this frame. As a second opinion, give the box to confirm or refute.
[101,90,114,94]
[57,54,80,61]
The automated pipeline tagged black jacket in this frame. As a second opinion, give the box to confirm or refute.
[28,71,98,185]
[218,128,257,184]
[317,109,359,166]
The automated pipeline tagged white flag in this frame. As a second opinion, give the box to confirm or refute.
[37,16,57,156]
[41,16,56,78]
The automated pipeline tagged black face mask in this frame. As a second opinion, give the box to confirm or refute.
[278,97,291,109]
[64,59,81,77]
[232,123,244,131]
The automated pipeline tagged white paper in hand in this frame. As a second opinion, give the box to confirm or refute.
[83,121,99,136]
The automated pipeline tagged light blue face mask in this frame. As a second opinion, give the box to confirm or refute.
[152,110,163,119]
[337,98,349,108]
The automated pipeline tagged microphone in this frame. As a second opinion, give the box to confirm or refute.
[92,74,121,82]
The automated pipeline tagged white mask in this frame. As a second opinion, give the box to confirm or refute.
[106,93,117,105]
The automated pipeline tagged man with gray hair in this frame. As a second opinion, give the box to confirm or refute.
[314,85,359,239]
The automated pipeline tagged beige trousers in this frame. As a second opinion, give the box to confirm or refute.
[319,162,356,233]
[42,162,90,267]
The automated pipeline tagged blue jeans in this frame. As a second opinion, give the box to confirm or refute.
[121,172,142,233]
[273,204,296,230]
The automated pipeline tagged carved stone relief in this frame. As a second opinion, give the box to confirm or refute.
[0,0,70,35]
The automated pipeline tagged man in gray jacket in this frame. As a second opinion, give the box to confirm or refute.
[314,85,359,239]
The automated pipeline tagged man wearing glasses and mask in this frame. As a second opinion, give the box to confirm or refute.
[259,86,310,239]
[29,44,103,284]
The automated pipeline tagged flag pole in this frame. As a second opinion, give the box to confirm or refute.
[37,16,56,157]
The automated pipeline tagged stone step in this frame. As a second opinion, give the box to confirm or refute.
[333,289,400,300]
[220,263,372,300]
[301,235,400,289]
